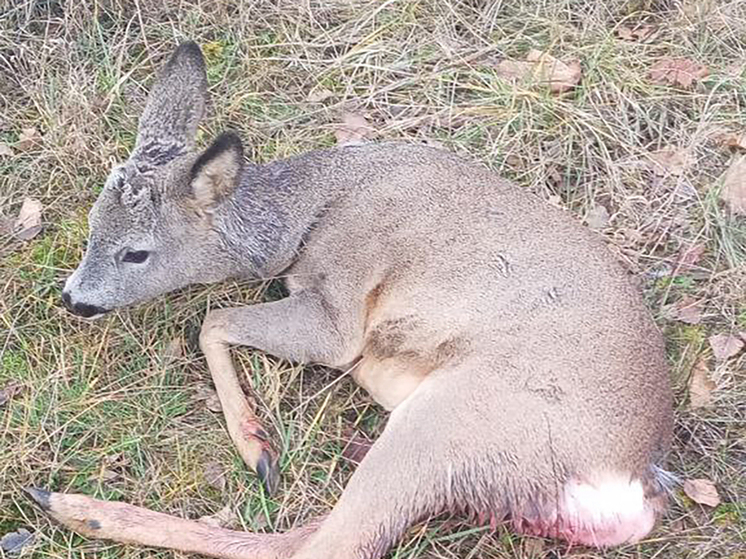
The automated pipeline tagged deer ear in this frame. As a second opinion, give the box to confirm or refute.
[190,132,244,210]
[134,42,207,166]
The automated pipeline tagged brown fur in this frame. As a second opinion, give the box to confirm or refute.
[52,42,675,559]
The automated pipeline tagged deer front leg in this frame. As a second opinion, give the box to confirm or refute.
[200,329,280,494]
[200,289,360,493]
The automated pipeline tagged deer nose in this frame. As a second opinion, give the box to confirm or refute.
[61,291,108,318]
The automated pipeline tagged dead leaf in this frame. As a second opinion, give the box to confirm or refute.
[13,197,43,240]
[649,57,708,88]
[494,50,581,93]
[88,467,119,483]
[307,88,334,103]
[104,452,129,467]
[719,130,746,151]
[616,26,634,41]
[16,127,42,151]
[162,337,184,363]
[635,25,656,41]
[334,113,374,145]
[709,332,744,360]
[341,431,373,465]
[683,478,721,507]
[0,142,13,157]
[585,204,610,230]
[616,24,655,42]
[0,383,22,407]
[494,59,535,81]
[198,505,238,529]
[205,393,222,412]
[193,384,223,413]
[649,146,688,176]
[676,243,706,271]
[0,528,34,554]
[671,295,704,325]
[721,155,746,215]
[688,357,715,408]
[204,460,227,491]
[525,50,582,93]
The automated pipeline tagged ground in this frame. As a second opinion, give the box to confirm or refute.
[1,1,745,558]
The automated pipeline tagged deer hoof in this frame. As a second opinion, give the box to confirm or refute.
[256,449,280,495]
[24,487,52,511]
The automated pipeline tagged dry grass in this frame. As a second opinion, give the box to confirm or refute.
[1,1,745,558]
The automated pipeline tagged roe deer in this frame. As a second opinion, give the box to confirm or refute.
[31,42,674,559]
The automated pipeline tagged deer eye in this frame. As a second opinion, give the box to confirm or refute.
[122,250,150,264]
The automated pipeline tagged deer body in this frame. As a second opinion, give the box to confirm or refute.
[41,43,674,558]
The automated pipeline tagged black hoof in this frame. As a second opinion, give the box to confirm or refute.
[256,450,280,495]
[23,487,52,511]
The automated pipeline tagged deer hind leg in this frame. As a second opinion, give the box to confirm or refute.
[199,289,363,494]
[290,379,461,559]
[292,367,667,557]
[24,487,319,559]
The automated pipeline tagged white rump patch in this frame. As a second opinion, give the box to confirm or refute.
[561,474,656,547]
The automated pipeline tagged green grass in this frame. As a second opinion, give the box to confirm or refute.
[2,1,746,558]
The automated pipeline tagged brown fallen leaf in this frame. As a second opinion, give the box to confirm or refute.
[17,127,42,151]
[709,332,744,360]
[198,505,238,529]
[719,130,746,151]
[0,528,34,553]
[162,337,184,363]
[616,24,655,42]
[204,460,227,491]
[649,146,689,176]
[342,431,373,465]
[649,57,708,88]
[494,59,534,81]
[721,155,746,215]
[13,197,43,240]
[193,384,223,413]
[683,478,721,507]
[671,295,703,325]
[0,384,20,407]
[688,357,715,408]
[675,243,706,271]
[525,49,582,93]
[334,113,374,145]
[494,50,582,94]
[585,204,610,230]
[88,467,119,483]
[0,142,13,157]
